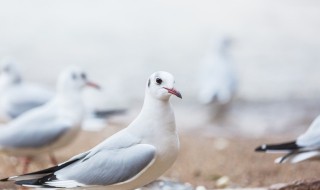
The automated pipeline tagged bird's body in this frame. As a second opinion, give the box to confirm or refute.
[0,97,82,157]
[0,60,53,120]
[115,95,179,189]
[255,115,320,163]
[1,71,182,189]
[0,82,53,120]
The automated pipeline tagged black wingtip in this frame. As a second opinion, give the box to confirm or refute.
[0,177,9,182]
[255,144,267,152]
[14,174,58,188]
[255,141,300,152]
[278,157,286,164]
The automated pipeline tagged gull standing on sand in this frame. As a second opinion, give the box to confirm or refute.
[0,59,53,120]
[0,66,100,173]
[255,115,320,163]
[1,71,182,189]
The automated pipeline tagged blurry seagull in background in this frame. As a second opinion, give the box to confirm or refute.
[198,36,237,105]
[0,58,53,121]
[197,36,238,124]
[0,58,126,129]
[0,71,182,189]
[255,115,320,163]
[0,66,100,173]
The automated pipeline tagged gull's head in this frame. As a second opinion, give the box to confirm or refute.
[0,59,21,85]
[146,71,182,101]
[57,66,100,93]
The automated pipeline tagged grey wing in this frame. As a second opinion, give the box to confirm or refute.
[52,144,156,186]
[5,85,52,118]
[0,120,70,148]
[7,101,47,118]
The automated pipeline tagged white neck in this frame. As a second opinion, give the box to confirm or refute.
[128,90,176,135]
[142,92,170,113]
[51,90,84,124]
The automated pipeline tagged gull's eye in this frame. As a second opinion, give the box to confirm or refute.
[156,78,162,85]
[81,73,87,80]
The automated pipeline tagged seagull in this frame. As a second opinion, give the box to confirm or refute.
[0,59,125,124]
[0,66,100,173]
[0,59,53,120]
[198,36,237,105]
[1,71,182,189]
[255,115,320,163]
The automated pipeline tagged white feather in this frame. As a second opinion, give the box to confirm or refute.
[45,180,86,188]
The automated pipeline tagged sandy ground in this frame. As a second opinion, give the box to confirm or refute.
[1,129,320,190]
[1,101,320,190]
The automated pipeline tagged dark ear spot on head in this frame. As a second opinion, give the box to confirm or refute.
[148,79,150,87]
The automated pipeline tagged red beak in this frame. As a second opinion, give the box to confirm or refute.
[163,87,182,99]
[86,81,101,90]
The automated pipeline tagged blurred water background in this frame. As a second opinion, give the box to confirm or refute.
[0,0,320,137]
[1,0,320,101]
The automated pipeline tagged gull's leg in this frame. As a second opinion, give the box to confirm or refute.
[21,157,32,174]
[49,153,58,165]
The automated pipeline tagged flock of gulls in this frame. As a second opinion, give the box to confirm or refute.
[0,37,319,190]
[0,54,186,190]
[0,63,182,189]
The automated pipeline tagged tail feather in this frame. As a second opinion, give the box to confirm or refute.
[15,174,58,188]
[275,151,296,164]
[275,151,320,164]
[255,141,300,153]
[0,155,81,186]
[1,151,90,188]
[5,156,80,182]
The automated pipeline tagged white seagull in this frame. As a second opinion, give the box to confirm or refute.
[1,71,182,189]
[0,59,53,120]
[255,115,320,163]
[198,36,237,105]
[0,66,100,173]
[0,59,125,124]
